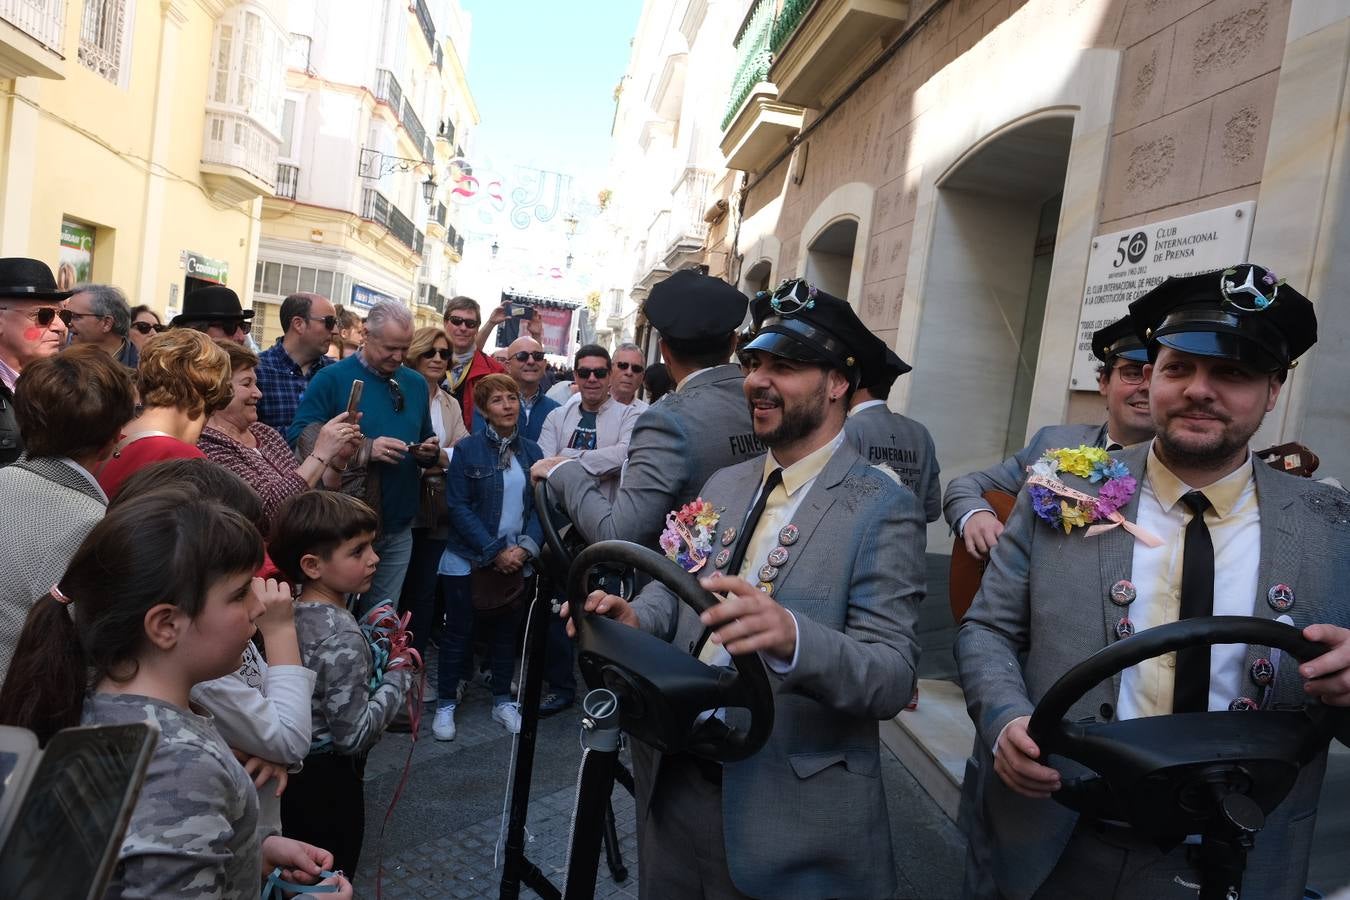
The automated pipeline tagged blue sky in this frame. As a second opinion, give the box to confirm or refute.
[460,0,642,186]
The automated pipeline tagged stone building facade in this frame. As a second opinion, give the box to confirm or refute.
[719,0,1350,539]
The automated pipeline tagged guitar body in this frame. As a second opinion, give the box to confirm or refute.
[948,490,1016,624]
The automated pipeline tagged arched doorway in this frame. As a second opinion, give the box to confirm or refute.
[742,258,772,296]
[804,219,858,300]
[905,115,1075,504]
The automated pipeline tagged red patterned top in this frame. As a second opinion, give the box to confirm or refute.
[198,424,311,533]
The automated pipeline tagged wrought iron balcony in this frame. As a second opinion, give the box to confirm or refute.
[432,202,447,227]
[374,68,403,112]
[0,0,65,79]
[275,163,299,199]
[722,0,776,130]
[769,0,908,108]
[769,0,811,54]
[663,168,714,269]
[359,188,422,256]
[412,0,435,52]
[400,98,432,162]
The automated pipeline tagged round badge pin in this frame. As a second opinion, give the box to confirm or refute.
[758,564,779,583]
[721,527,737,547]
[1267,584,1294,612]
[1249,658,1275,687]
[1109,579,1136,607]
[1228,697,1259,712]
[758,581,774,596]
[778,524,800,546]
[767,546,790,567]
[1114,617,1135,640]
[714,548,731,569]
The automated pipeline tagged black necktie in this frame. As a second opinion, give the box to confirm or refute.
[724,468,784,579]
[1174,490,1214,713]
[1106,442,1124,452]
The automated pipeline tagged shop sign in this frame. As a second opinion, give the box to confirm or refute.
[1070,201,1255,390]
[58,220,95,290]
[184,251,230,285]
[351,284,398,311]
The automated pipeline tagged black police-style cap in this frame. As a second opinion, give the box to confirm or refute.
[1128,263,1317,373]
[744,280,870,385]
[645,269,748,341]
[857,339,912,390]
[1091,315,1148,364]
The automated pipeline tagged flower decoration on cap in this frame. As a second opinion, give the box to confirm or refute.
[1024,446,1160,547]
[660,498,722,573]
[1220,264,1283,315]
[769,278,818,316]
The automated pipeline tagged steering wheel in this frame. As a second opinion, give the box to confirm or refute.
[566,540,775,763]
[534,480,635,599]
[1027,616,1346,839]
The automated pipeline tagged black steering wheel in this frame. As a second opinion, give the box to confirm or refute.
[534,480,635,599]
[565,540,775,763]
[1028,616,1346,840]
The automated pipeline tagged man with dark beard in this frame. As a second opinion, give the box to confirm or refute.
[956,264,1350,900]
[568,280,926,899]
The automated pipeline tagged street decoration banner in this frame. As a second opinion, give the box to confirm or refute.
[534,306,573,356]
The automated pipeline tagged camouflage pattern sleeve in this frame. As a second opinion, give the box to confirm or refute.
[309,629,413,756]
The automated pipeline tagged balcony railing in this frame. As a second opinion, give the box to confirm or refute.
[439,118,455,146]
[419,283,445,313]
[413,227,425,257]
[286,32,311,72]
[202,111,279,190]
[432,202,447,227]
[722,0,776,130]
[433,42,443,71]
[400,98,432,162]
[275,163,299,199]
[412,0,435,52]
[0,0,66,52]
[454,234,464,256]
[769,0,812,53]
[388,204,416,250]
[359,188,424,256]
[374,68,403,112]
[664,168,714,262]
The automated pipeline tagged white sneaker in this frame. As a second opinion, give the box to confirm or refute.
[432,704,457,741]
[491,702,522,734]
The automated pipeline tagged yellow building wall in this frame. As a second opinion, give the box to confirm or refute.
[8,3,264,318]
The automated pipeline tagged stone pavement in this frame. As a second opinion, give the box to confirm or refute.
[355,672,966,899]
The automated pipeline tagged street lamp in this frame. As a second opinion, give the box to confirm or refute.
[566,251,574,269]
[491,240,499,259]
[422,174,437,205]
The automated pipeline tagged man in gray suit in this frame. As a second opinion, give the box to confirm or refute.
[844,344,941,522]
[540,269,764,548]
[571,281,925,898]
[944,315,1155,558]
[957,265,1350,899]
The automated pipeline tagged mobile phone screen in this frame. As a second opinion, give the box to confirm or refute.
[346,380,364,422]
[0,723,157,900]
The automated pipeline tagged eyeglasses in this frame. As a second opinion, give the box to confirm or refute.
[308,315,338,330]
[446,315,480,329]
[770,279,818,316]
[208,319,252,336]
[420,348,452,361]
[131,321,168,335]
[512,351,547,362]
[0,306,72,328]
[386,377,405,413]
[1114,363,1146,385]
[614,361,645,374]
[65,311,107,322]
[576,366,610,381]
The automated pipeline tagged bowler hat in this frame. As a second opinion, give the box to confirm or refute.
[1091,315,1148,364]
[0,258,73,302]
[745,279,871,386]
[1128,263,1316,373]
[646,270,748,341]
[171,285,253,326]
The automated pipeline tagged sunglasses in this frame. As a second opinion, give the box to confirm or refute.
[131,321,168,335]
[386,377,405,413]
[308,315,338,330]
[208,319,253,336]
[512,351,546,362]
[615,361,645,374]
[770,279,818,316]
[446,315,480,329]
[576,366,610,381]
[0,306,72,327]
[420,348,452,361]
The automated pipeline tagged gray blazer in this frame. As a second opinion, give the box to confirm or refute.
[549,365,761,548]
[631,443,926,899]
[942,422,1108,532]
[956,442,1350,899]
[843,403,941,522]
[0,456,107,686]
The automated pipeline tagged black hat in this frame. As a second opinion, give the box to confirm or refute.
[745,279,871,386]
[0,257,72,301]
[171,285,253,326]
[1091,315,1148,364]
[1128,263,1316,373]
[858,339,912,390]
[645,269,747,341]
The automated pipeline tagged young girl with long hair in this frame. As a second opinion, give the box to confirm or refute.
[0,488,350,899]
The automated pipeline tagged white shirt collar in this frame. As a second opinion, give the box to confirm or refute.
[55,456,109,504]
[848,399,887,417]
[676,366,716,392]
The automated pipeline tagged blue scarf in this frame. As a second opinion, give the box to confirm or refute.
[484,423,519,471]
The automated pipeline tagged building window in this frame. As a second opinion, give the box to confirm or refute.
[79,0,129,85]
[279,99,297,158]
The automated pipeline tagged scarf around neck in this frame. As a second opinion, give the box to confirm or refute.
[484,423,519,471]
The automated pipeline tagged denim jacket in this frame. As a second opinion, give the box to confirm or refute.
[442,430,545,567]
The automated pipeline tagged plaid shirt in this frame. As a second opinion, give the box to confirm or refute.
[255,338,333,435]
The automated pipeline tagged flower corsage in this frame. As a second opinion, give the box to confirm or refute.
[1025,446,1161,546]
[659,498,722,573]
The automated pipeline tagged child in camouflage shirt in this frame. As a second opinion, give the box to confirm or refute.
[269,491,414,877]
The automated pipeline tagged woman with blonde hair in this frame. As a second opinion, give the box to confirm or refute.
[97,328,234,497]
